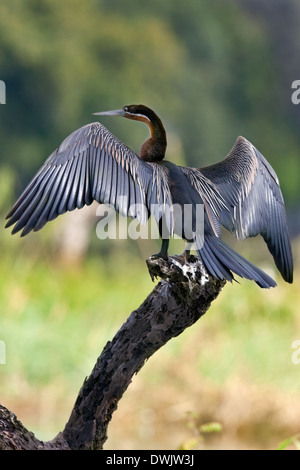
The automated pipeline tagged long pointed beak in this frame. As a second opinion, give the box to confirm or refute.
[93,108,125,117]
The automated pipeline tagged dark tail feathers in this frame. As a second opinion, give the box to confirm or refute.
[197,234,277,289]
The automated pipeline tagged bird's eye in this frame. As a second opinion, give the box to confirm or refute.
[124,106,128,112]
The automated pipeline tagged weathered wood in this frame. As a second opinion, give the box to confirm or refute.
[0,256,225,450]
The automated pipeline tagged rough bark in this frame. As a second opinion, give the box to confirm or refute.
[0,256,225,450]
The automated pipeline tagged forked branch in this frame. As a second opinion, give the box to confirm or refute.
[0,256,225,450]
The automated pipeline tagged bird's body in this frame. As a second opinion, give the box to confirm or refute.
[6,104,293,288]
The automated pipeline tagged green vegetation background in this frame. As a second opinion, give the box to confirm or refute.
[0,0,299,450]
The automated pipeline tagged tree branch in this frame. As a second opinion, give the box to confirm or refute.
[0,256,225,450]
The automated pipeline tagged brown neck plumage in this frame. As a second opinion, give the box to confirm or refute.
[128,111,167,162]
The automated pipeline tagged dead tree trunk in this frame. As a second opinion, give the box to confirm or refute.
[0,256,225,450]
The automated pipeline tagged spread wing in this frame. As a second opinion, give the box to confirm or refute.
[180,166,228,238]
[199,136,293,283]
[5,122,173,236]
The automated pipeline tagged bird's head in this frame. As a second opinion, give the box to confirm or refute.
[93,104,167,161]
[93,104,156,126]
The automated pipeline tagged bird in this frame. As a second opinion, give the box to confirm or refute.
[5,104,293,288]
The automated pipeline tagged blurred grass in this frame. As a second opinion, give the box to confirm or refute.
[0,220,299,449]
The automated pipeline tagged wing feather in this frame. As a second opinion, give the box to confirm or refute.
[6,122,173,237]
[48,160,73,220]
[200,136,293,283]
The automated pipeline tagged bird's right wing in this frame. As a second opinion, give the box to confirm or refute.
[199,136,293,283]
[5,122,173,236]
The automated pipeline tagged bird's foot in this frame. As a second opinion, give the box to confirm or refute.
[171,251,196,266]
[150,252,168,261]
[150,239,169,261]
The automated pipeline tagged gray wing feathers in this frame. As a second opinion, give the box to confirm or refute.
[6,122,173,236]
[200,136,293,283]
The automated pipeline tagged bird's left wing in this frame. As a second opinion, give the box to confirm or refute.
[5,122,173,236]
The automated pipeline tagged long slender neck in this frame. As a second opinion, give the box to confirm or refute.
[139,113,167,162]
